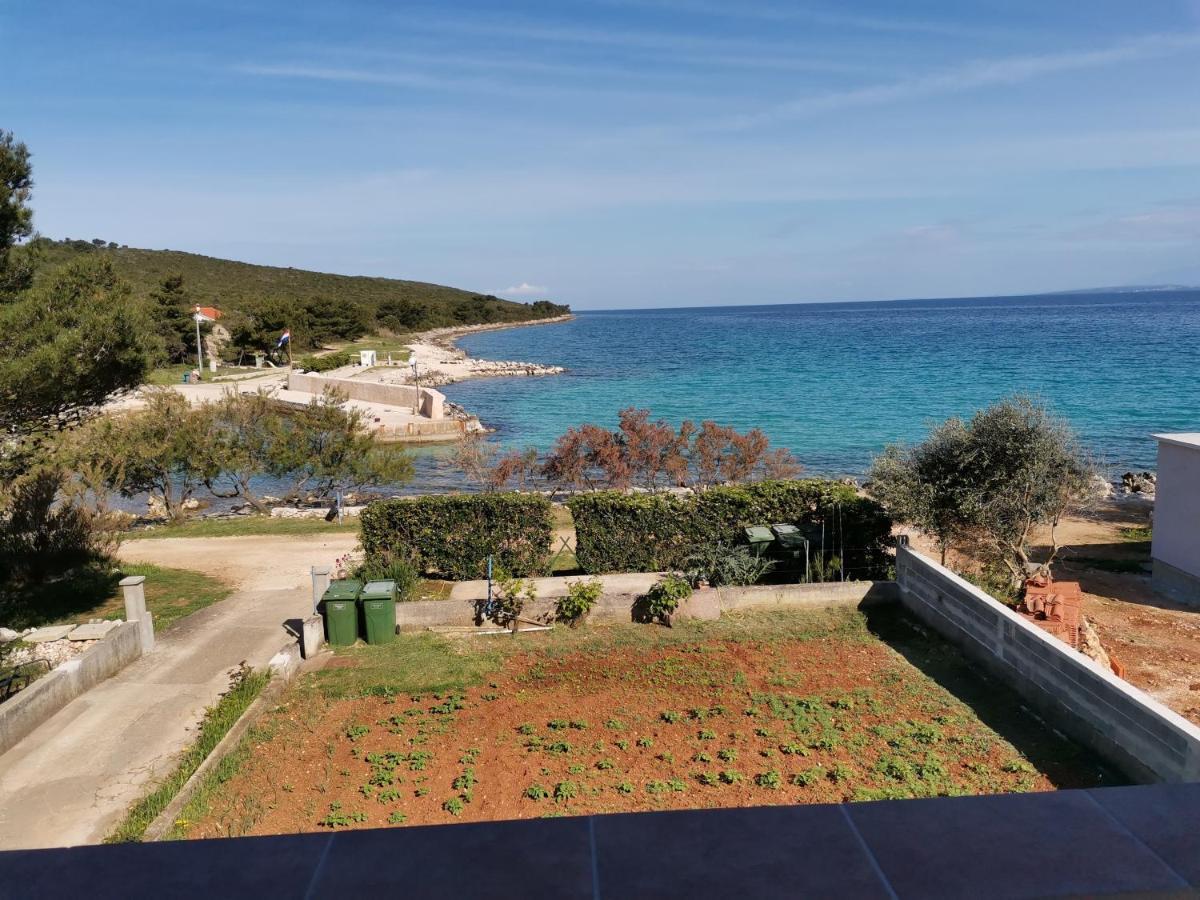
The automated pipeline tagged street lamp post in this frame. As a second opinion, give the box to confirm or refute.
[193,310,205,380]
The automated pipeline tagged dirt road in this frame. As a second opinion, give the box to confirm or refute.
[118,533,360,593]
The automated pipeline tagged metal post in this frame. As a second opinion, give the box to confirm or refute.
[487,555,493,606]
[194,313,204,379]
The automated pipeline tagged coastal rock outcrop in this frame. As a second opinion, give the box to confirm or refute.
[1121,471,1156,495]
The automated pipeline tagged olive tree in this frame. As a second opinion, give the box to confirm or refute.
[870,396,1092,584]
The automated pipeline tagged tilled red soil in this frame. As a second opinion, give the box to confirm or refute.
[188,620,1113,838]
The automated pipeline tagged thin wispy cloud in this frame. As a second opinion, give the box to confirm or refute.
[709,32,1200,131]
[598,0,1018,40]
[234,62,750,103]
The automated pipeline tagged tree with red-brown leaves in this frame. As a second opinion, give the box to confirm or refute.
[617,408,691,490]
[487,447,539,491]
[541,408,801,492]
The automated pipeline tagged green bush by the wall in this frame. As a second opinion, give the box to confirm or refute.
[360,493,554,580]
[296,350,355,373]
[566,480,892,578]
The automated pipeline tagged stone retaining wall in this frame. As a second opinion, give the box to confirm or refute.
[895,544,1200,783]
[396,581,894,630]
[0,621,148,757]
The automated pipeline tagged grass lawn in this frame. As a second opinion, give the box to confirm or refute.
[1,563,232,632]
[182,606,1120,839]
[124,516,359,540]
[331,336,413,361]
[144,364,273,386]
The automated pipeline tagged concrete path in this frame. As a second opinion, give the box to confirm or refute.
[0,586,310,850]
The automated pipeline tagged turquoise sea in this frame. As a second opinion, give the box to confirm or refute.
[436,290,1200,481]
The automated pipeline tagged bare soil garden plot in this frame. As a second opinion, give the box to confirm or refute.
[183,607,1121,838]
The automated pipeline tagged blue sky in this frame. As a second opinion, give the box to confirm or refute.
[4,1,1200,308]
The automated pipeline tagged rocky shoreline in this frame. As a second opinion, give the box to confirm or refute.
[399,315,570,387]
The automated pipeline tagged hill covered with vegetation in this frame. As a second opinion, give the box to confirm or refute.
[26,238,569,359]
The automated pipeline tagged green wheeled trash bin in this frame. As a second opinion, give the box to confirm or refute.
[359,580,398,645]
[744,526,776,558]
[322,580,362,646]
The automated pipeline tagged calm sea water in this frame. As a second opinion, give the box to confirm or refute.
[440,291,1200,479]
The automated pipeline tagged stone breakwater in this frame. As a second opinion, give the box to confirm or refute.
[400,315,571,388]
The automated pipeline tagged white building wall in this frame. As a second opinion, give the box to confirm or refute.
[1152,434,1200,604]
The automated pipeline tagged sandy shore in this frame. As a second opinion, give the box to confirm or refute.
[399,315,571,387]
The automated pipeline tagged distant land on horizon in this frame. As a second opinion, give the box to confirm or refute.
[27,238,570,345]
[29,237,1199,316]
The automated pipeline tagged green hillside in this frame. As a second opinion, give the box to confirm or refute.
[27,238,568,355]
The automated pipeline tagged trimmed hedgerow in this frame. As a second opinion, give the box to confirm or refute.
[360,493,554,580]
[567,480,892,577]
[296,350,356,373]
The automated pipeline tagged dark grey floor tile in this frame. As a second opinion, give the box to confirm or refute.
[0,832,331,900]
[847,789,1189,899]
[592,804,894,899]
[307,817,594,899]
[1089,783,1200,887]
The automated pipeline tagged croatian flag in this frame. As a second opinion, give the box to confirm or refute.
[276,329,291,348]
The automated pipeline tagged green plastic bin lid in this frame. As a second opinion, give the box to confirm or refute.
[770,523,799,535]
[323,580,362,601]
[744,526,775,542]
[360,580,397,600]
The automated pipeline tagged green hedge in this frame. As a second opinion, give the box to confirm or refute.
[360,493,554,580]
[296,350,355,373]
[567,480,893,578]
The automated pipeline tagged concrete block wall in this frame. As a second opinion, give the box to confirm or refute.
[0,621,148,757]
[896,544,1200,783]
[287,372,446,420]
[1152,435,1200,605]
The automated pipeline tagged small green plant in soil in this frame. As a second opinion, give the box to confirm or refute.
[525,784,550,801]
[641,574,693,623]
[755,770,783,789]
[443,797,464,816]
[554,781,579,804]
[319,802,367,828]
[556,578,603,626]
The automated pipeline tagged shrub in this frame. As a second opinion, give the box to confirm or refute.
[683,542,774,587]
[640,574,692,623]
[296,350,355,373]
[360,493,553,580]
[555,577,603,626]
[567,480,891,576]
[352,554,419,601]
[486,568,537,626]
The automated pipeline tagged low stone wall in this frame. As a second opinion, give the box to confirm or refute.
[0,621,148,757]
[396,581,893,630]
[895,544,1200,783]
[287,372,446,420]
[717,581,897,612]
